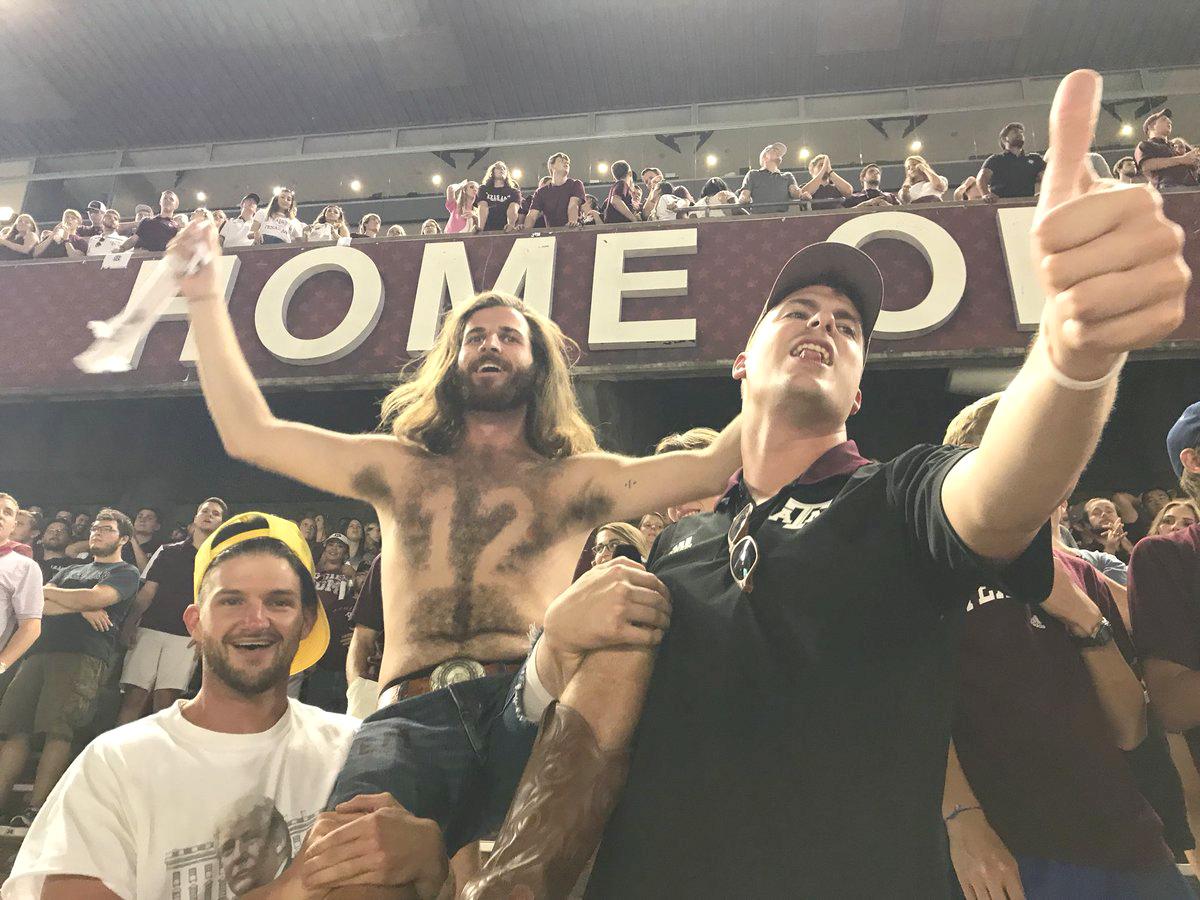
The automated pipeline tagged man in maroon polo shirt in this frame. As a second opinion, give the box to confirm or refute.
[523,152,585,229]
[1132,400,1200,769]
[115,498,227,724]
[119,190,180,253]
[1135,109,1200,191]
[941,399,1189,899]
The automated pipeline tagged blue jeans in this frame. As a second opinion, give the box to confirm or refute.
[325,670,536,855]
[1014,856,1194,899]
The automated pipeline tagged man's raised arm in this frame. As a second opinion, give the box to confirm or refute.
[565,415,742,522]
[173,223,396,501]
[942,70,1189,562]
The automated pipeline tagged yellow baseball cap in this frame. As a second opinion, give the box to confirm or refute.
[193,511,329,677]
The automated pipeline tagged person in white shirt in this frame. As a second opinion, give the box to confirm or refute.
[5,512,450,900]
[85,210,126,257]
[219,193,261,249]
[0,494,42,696]
[305,205,351,243]
[899,155,950,204]
[251,188,304,245]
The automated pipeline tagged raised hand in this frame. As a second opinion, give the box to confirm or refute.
[1032,70,1190,381]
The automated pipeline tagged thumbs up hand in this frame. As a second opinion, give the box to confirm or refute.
[1032,70,1189,381]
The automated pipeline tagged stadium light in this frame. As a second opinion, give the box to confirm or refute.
[596,162,609,174]
[512,168,524,181]
[195,191,207,203]
[909,140,923,152]
[0,207,12,222]
[705,153,718,167]
[1119,123,1134,137]
[798,147,811,161]
[349,179,362,192]
[431,174,443,186]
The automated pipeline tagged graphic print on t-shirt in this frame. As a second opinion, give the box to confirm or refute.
[164,795,312,899]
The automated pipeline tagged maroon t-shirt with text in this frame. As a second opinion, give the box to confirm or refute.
[314,569,357,672]
[1130,524,1200,767]
[139,540,197,637]
[530,179,586,227]
[952,549,1172,869]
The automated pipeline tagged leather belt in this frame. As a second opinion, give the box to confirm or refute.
[377,657,524,709]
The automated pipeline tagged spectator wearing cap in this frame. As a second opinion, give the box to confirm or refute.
[132,204,154,227]
[899,155,949,204]
[32,210,86,260]
[1114,156,1142,184]
[116,498,227,726]
[0,509,139,829]
[350,212,381,239]
[84,209,125,257]
[0,214,39,261]
[603,160,641,224]
[525,153,586,229]
[5,512,452,899]
[119,190,180,253]
[1136,110,1200,191]
[75,201,107,238]
[737,142,808,215]
[977,123,1046,200]
[842,164,899,209]
[218,193,260,248]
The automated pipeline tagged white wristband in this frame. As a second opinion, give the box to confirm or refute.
[1043,341,1127,392]
[520,639,555,721]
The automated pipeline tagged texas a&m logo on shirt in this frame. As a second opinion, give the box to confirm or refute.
[765,498,832,531]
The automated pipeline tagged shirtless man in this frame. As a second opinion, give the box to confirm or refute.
[174,223,739,887]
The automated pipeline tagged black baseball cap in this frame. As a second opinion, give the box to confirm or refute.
[86,200,107,213]
[241,192,261,205]
[753,242,885,345]
[1167,400,1200,479]
[1144,108,1173,137]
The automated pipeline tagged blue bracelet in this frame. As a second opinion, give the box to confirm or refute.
[944,804,983,824]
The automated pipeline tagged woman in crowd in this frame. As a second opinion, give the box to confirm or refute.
[339,517,365,567]
[33,209,87,259]
[305,205,350,242]
[352,213,382,239]
[578,195,601,225]
[362,522,382,560]
[0,214,39,259]
[444,180,480,234]
[639,512,667,547]
[690,178,738,217]
[386,225,407,237]
[313,513,328,544]
[899,155,949,204]
[1148,500,1200,538]
[210,209,228,233]
[476,161,522,232]
[252,187,304,244]
[591,522,650,567]
[419,219,441,235]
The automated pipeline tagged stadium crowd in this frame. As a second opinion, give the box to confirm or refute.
[3,73,1200,899]
[3,106,1197,266]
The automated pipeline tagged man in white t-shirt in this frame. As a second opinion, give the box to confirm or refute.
[0,494,42,698]
[5,512,451,900]
[219,193,260,249]
[85,209,127,257]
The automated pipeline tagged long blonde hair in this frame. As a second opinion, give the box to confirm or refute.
[904,155,930,184]
[451,181,479,218]
[379,291,597,458]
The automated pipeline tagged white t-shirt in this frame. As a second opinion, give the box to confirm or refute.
[306,222,335,242]
[220,215,256,248]
[0,552,42,649]
[254,209,304,244]
[86,232,127,256]
[653,194,688,221]
[4,699,357,900]
[906,180,944,202]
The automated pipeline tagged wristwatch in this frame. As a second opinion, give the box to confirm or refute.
[1071,616,1114,649]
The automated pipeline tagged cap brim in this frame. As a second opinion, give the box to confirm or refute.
[291,599,330,677]
[755,242,885,343]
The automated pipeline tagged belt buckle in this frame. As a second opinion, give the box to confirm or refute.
[430,658,487,691]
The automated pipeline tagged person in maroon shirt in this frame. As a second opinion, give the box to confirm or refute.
[602,160,640,224]
[115,497,227,724]
[942,404,1189,899]
[32,210,86,260]
[523,152,585,229]
[301,534,358,713]
[119,190,180,253]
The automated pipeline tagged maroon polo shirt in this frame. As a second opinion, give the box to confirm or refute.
[1135,138,1199,190]
[139,540,198,637]
[530,179,586,227]
[953,548,1172,869]
[1130,524,1200,764]
[135,214,180,252]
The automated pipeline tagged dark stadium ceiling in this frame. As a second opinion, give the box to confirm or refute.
[4,0,1200,159]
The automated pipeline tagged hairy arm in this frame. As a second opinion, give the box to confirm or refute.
[564,415,742,523]
[174,223,402,500]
